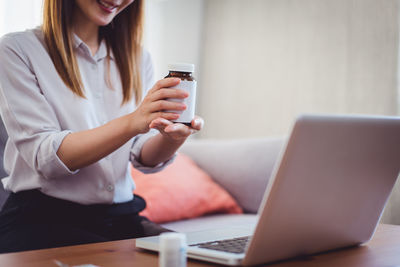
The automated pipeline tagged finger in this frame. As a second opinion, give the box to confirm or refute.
[152,117,174,126]
[152,112,180,121]
[150,88,188,102]
[148,78,181,94]
[164,123,192,136]
[149,120,163,130]
[149,118,173,129]
[149,100,186,113]
[149,122,164,132]
[191,116,204,131]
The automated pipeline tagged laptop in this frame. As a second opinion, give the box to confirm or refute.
[136,114,400,266]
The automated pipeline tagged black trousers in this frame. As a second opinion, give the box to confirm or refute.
[0,190,171,253]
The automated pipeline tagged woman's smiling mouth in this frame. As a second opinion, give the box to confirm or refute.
[97,0,119,13]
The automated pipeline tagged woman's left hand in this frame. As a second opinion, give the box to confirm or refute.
[149,115,204,142]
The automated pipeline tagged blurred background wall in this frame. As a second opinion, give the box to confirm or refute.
[145,0,400,139]
[143,0,204,83]
[0,0,42,37]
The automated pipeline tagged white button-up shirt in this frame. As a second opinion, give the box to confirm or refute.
[0,28,172,204]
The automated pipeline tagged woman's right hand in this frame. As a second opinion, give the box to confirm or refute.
[131,78,188,134]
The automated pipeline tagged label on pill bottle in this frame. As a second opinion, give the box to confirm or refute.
[168,80,197,124]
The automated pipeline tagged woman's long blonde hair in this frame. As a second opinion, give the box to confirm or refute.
[42,0,143,105]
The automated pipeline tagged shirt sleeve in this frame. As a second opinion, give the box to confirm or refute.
[129,49,176,173]
[0,34,79,179]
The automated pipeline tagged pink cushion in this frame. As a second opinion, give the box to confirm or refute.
[131,153,243,223]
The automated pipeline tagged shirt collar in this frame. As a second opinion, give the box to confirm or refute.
[72,33,114,61]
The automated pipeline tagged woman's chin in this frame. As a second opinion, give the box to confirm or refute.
[94,17,113,27]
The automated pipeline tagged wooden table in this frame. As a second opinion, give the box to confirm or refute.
[0,224,399,267]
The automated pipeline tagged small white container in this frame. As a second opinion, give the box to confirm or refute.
[159,232,187,267]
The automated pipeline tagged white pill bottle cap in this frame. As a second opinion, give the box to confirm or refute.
[168,63,195,73]
[159,232,187,267]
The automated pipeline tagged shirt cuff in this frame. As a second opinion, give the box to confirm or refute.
[38,130,79,179]
[130,129,176,174]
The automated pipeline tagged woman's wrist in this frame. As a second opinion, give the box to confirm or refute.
[126,112,147,136]
[139,132,185,167]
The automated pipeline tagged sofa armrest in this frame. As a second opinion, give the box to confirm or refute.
[179,137,285,214]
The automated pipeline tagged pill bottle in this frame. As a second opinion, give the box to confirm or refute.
[159,232,187,267]
[165,63,196,126]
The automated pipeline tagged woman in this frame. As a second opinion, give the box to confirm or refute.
[0,0,203,253]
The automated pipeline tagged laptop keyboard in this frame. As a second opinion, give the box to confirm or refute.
[189,236,251,254]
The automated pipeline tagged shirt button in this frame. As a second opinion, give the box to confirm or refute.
[107,184,114,192]
[91,64,97,70]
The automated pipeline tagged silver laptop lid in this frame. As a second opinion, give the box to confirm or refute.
[243,114,400,266]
